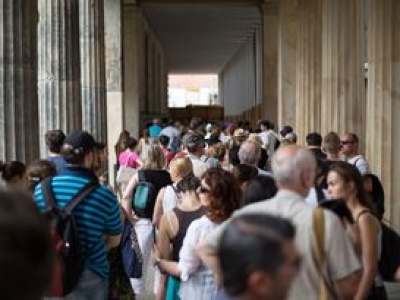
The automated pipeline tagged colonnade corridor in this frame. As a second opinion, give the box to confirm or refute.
[1,2,400,297]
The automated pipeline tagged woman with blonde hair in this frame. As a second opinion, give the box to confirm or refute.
[122,144,172,296]
[153,157,193,227]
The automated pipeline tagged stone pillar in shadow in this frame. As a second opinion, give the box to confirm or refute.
[321,0,365,142]
[366,0,400,227]
[278,0,298,130]
[261,1,279,127]
[37,0,82,156]
[0,0,39,162]
[79,0,107,142]
[295,0,322,145]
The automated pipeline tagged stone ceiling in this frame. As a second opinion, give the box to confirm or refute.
[140,2,262,74]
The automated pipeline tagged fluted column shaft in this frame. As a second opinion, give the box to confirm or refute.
[38,0,81,156]
[0,0,39,162]
[278,0,298,129]
[79,0,106,142]
[366,0,400,226]
[105,0,124,186]
[262,1,278,126]
[321,0,365,142]
[295,0,322,144]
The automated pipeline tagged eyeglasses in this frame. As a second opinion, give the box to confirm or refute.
[340,140,355,145]
[198,185,210,194]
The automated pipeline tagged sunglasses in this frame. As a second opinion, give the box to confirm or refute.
[198,185,210,194]
[340,140,355,145]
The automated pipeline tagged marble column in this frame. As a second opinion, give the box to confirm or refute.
[321,0,365,142]
[295,0,322,145]
[261,1,279,126]
[147,39,155,114]
[105,0,124,186]
[278,0,298,129]
[123,4,141,138]
[79,0,107,142]
[0,0,39,162]
[38,0,82,156]
[366,0,400,227]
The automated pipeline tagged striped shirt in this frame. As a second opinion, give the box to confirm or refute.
[34,166,122,279]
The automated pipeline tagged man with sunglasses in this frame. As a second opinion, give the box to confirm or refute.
[340,133,371,175]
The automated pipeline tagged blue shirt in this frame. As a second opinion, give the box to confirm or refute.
[34,166,122,279]
[149,124,162,137]
[46,155,68,174]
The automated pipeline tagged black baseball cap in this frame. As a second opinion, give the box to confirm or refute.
[64,131,104,154]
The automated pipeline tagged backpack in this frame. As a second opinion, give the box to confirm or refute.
[132,170,158,219]
[379,223,400,281]
[41,178,99,297]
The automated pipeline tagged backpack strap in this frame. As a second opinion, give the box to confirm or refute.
[315,186,326,203]
[41,177,57,210]
[137,169,146,182]
[41,178,98,215]
[64,181,99,215]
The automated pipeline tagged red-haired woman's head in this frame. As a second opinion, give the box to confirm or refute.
[198,168,241,223]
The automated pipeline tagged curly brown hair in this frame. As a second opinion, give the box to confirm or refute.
[202,168,241,223]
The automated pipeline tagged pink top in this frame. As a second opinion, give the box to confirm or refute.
[118,151,140,169]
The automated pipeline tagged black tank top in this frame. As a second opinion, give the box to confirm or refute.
[171,207,205,262]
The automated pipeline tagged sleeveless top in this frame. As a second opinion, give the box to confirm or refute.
[170,207,205,262]
[356,210,384,286]
[162,184,179,213]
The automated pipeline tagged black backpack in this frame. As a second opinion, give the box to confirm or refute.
[379,223,400,281]
[41,178,98,296]
[132,170,159,219]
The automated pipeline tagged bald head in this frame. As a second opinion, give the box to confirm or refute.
[271,145,316,195]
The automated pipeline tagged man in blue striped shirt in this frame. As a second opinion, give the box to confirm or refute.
[34,131,122,300]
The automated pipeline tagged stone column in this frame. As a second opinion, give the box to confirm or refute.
[0,0,39,162]
[321,0,365,141]
[79,0,107,142]
[147,39,155,114]
[38,0,81,156]
[261,1,279,126]
[366,0,400,227]
[105,0,124,186]
[123,4,142,138]
[295,0,322,145]
[278,0,298,129]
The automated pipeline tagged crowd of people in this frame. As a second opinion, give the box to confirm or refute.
[0,115,395,300]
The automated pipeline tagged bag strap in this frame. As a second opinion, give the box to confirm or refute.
[137,169,146,182]
[42,177,57,210]
[315,186,326,203]
[352,157,360,167]
[64,181,99,215]
[313,208,328,300]
[42,177,98,215]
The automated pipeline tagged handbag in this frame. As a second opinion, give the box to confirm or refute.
[116,153,137,184]
[312,208,338,300]
[120,221,143,279]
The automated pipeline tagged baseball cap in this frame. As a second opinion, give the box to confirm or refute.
[64,131,104,154]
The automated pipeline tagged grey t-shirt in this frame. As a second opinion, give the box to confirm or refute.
[207,189,361,300]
